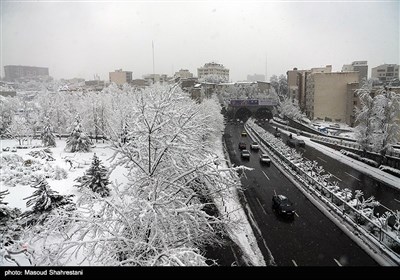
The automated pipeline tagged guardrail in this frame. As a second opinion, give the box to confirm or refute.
[245,119,400,265]
[270,120,400,166]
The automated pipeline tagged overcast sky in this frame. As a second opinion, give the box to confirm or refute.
[1,0,399,82]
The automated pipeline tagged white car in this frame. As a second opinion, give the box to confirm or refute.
[250,142,259,150]
[260,153,271,166]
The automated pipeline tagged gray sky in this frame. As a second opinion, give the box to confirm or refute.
[1,0,399,82]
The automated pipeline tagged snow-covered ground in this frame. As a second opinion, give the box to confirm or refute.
[0,138,265,266]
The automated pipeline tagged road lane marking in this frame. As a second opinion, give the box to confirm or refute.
[292,260,298,266]
[333,258,342,266]
[256,197,267,215]
[329,173,342,182]
[345,172,361,181]
[294,212,299,217]
[317,156,327,163]
[262,171,270,181]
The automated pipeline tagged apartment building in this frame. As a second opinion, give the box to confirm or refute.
[371,64,399,84]
[305,71,359,125]
[197,62,229,82]
[342,61,368,82]
[174,69,194,79]
[286,65,332,112]
[109,69,133,85]
[4,65,49,81]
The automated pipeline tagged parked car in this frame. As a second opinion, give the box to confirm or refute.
[272,195,295,217]
[241,149,250,160]
[250,142,259,151]
[274,132,281,138]
[241,131,247,137]
[260,153,271,166]
[238,142,246,150]
[11,147,17,152]
[2,147,10,152]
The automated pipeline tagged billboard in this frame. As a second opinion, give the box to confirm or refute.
[230,99,259,106]
[259,98,278,106]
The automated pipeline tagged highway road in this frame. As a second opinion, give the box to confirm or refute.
[224,123,378,266]
[258,121,400,214]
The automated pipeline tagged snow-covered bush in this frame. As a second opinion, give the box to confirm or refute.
[23,179,75,215]
[379,165,400,178]
[1,154,67,187]
[27,148,55,161]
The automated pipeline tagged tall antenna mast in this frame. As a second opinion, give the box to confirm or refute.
[265,53,268,82]
[152,41,155,76]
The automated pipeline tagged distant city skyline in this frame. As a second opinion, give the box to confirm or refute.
[2,1,399,82]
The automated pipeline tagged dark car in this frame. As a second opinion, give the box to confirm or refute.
[260,153,271,166]
[241,131,247,137]
[272,195,295,217]
[250,142,259,151]
[287,139,297,148]
[238,142,246,150]
[274,132,281,138]
[297,140,305,147]
[241,149,250,160]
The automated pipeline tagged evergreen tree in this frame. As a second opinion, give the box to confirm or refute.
[75,153,111,197]
[65,114,92,152]
[41,119,56,147]
[0,190,22,248]
[23,179,75,214]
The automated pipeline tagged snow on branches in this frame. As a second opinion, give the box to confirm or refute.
[65,114,92,153]
[16,83,241,266]
[74,153,111,197]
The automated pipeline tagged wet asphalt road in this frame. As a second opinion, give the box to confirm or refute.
[224,123,378,266]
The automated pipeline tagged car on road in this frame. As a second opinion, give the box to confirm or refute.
[297,139,305,147]
[259,153,271,166]
[241,131,247,137]
[287,139,297,148]
[238,142,246,150]
[250,142,259,151]
[241,149,250,160]
[272,194,295,217]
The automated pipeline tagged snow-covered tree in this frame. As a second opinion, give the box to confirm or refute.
[278,96,303,120]
[75,153,111,197]
[354,80,376,153]
[20,83,241,266]
[372,86,400,156]
[41,118,56,147]
[8,116,32,146]
[270,75,279,97]
[65,114,92,152]
[278,74,288,98]
[23,179,75,215]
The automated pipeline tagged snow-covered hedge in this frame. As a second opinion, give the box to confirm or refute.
[379,165,400,178]
[0,154,67,187]
[340,149,379,167]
